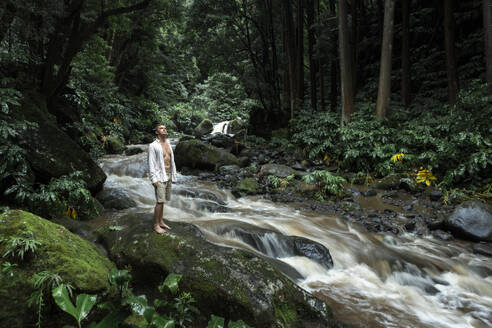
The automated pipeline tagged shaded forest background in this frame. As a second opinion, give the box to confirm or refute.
[0,0,491,218]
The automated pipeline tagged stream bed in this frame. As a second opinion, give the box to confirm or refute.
[96,144,492,328]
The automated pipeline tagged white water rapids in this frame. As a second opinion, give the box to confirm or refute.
[97,143,492,328]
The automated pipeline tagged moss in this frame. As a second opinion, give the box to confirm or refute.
[174,139,238,170]
[0,210,115,327]
[274,302,298,327]
[236,178,259,194]
[105,135,125,154]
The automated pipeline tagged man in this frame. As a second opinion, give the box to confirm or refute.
[148,123,177,234]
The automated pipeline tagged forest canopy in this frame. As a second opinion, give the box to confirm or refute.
[1,0,491,217]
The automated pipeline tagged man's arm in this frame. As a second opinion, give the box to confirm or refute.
[148,144,159,187]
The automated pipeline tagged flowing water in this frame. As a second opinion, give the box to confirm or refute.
[97,143,492,328]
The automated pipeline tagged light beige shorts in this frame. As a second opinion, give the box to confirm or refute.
[155,180,172,203]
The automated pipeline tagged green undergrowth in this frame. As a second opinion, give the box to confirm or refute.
[291,81,492,196]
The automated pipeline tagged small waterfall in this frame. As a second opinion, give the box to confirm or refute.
[211,121,230,134]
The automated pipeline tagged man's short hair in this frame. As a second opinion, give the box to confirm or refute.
[154,123,166,131]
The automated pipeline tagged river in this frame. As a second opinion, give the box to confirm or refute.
[97,142,492,328]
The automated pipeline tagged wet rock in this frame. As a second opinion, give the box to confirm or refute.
[0,210,115,328]
[468,265,492,278]
[371,174,404,190]
[259,164,298,178]
[362,189,377,197]
[227,119,244,135]
[292,237,334,269]
[473,243,492,257]
[234,178,259,195]
[219,164,241,175]
[197,201,230,213]
[193,119,213,138]
[429,190,443,202]
[96,189,137,210]
[51,215,94,239]
[104,135,125,154]
[124,147,144,156]
[432,230,453,241]
[202,133,234,150]
[175,139,238,171]
[382,190,398,199]
[444,201,492,242]
[402,204,413,211]
[97,214,339,327]
[238,156,250,167]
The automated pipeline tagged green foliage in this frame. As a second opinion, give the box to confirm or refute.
[192,72,256,122]
[291,81,492,191]
[302,171,347,200]
[290,110,339,159]
[1,261,17,277]
[50,269,252,328]
[266,174,295,190]
[28,171,100,220]
[52,284,97,328]
[0,230,42,260]
[207,315,253,328]
[28,271,73,328]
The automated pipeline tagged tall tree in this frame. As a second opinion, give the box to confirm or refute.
[283,0,297,119]
[296,0,305,107]
[307,0,317,111]
[375,0,396,119]
[401,0,411,106]
[338,0,354,124]
[484,0,492,94]
[443,0,459,105]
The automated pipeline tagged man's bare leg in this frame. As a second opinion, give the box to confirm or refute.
[159,204,171,230]
[154,203,166,234]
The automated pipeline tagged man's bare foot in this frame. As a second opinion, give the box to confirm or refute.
[159,221,171,230]
[154,225,166,234]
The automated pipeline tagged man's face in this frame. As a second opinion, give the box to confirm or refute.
[155,125,167,137]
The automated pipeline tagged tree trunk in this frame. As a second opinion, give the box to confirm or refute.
[307,0,317,111]
[484,0,492,94]
[0,1,16,45]
[339,0,354,124]
[296,0,305,108]
[443,0,459,105]
[375,0,396,119]
[283,0,297,119]
[401,0,411,106]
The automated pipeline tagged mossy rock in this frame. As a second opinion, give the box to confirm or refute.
[227,119,243,134]
[97,213,340,327]
[235,178,259,195]
[11,91,106,193]
[105,135,125,154]
[371,173,419,191]
[174,139,239,171]
[0,210,115,328]
[259,164,298,178]
[193,119,213,137]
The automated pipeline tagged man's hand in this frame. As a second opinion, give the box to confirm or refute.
[153,182,159,188]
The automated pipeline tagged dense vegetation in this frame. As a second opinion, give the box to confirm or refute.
[1,0,491,216]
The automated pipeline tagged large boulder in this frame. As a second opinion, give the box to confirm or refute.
[194,119,214,138]
[202,133,235,150]
[174,139,238,171]
[97,213,340,327]
[104,135,125,154]
[443,201,492,242]
[371,173,419,192]
[259,164,298,178]
[0,210,115,328]
[214,224,334,270]
[96,189,137,210]
[12,91,106,192]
